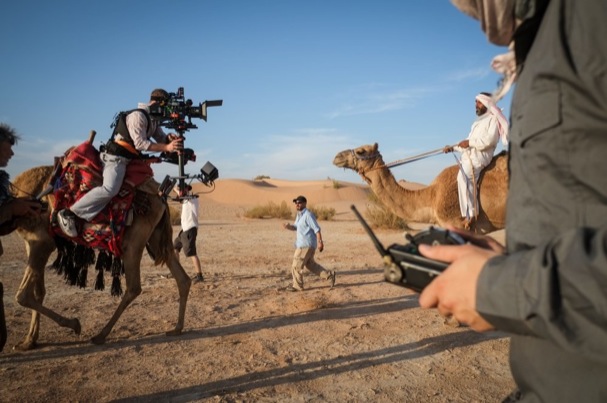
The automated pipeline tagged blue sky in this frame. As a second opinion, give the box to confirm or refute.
[1,1,510,185]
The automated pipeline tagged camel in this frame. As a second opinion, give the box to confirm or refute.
[7,158,191,350]
[333,143,508,233]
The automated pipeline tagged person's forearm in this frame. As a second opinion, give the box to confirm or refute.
[478,227,607,358]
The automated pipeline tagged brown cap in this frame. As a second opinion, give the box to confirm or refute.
[292,195,307,203]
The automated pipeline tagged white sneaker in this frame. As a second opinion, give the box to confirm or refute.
[57,209,78,237]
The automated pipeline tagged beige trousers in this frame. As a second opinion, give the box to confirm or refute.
[291,247,331,290]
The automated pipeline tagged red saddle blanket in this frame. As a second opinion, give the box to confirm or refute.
[50,141,154,257]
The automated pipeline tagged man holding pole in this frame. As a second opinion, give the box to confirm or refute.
[443,92,508,229]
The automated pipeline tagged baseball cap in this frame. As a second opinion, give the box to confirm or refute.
[293,195,307,203]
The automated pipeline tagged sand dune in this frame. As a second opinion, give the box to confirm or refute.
[192,178,371,209]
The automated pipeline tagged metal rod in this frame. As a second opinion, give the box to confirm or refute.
[385,146,451,169]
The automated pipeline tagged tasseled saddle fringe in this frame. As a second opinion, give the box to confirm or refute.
[52,237,124,296]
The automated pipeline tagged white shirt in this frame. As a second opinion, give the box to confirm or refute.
[180,197,199,232]
[125,103,168,151]
[456,112,500,168]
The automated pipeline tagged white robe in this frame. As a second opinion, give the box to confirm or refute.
[455,112,500,219]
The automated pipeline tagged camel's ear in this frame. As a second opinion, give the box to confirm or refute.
[372,143,378,151]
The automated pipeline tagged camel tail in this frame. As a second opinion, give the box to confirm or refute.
[147,205,174,266]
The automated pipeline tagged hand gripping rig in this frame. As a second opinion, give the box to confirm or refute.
[351,205,465,292]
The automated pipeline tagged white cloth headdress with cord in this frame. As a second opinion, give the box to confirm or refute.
[491,45,517,102]
[476,93,509,145]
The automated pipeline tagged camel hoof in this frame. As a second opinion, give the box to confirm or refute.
[90,335,106,345]
[69,318,82,335]
[13,340,38,351]
[166,329,183,337]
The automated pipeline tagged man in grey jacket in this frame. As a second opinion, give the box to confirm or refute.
[420,1,607,402]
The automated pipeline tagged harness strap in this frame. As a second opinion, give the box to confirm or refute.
[114,140,139,156]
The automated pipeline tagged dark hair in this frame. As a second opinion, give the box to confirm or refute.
[0,123,20,145]
[150,88,169,103]
[479,91,492,97]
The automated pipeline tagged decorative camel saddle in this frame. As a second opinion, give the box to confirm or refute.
[49,139,160,295]
[50,140,155,255]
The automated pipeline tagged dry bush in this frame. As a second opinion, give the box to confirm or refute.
[308,205,336,221]
[243,201,293,219]
[243,202,336,221]
[325,177,343,189]
[365,193,410,230]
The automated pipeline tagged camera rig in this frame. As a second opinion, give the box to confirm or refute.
[351,205,465,292]
[150,87,223,199]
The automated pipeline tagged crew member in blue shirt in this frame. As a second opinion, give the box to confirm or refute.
[283,195,335,291]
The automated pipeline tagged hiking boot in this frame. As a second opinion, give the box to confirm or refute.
[328,270,336,289]
[57,209,78,237]
[192,273,204,284]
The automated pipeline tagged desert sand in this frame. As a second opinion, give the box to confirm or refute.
[0,177,513,402]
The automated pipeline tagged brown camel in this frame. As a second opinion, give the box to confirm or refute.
[7,163,191,351]
[333,143,508,233]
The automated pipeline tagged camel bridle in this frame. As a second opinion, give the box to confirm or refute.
[347,149,385,183]
[347,146,448,184]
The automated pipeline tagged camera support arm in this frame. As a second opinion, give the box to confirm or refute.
[151,87,222,198]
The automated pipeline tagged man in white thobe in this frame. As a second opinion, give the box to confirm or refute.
[444,92,508,228]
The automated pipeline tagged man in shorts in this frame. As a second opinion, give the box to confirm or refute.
[173,191,203,283]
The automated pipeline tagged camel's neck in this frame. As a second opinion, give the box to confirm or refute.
[363,166,436,223]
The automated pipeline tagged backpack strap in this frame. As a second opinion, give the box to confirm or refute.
[107,108,152,159]
[111,108,151,141]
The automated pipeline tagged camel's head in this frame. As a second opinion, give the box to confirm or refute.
[333,143,382,173]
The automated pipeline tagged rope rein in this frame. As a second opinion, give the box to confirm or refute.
[351,146,454,174]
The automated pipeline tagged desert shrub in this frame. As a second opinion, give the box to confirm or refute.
[325,176,343,189]
[364,193,410,230]
[309,205,336,221]
[253,175,271,181]
[244,201,292,219]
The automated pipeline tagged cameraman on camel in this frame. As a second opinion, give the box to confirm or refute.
[57,88,183,237]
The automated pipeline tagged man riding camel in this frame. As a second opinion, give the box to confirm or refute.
[57,88,183,237]
[444,92,508,229]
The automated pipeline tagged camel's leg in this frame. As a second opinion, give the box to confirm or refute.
[90,252,143,345]
[0,282,6,352]
[165,252,191,336]
[147,218,191,337]
[14,238,81,351]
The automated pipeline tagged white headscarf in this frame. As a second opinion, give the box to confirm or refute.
[450,0,517,45]
[476,93,509,145]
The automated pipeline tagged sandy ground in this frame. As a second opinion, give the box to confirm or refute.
[0,178,514,402]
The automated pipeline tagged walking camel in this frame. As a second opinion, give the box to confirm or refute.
[7,154,191,351]
[333,143,508,234]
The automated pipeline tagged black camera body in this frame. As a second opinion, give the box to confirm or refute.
[149,87,223,133]
[351,205,465,292]
[150,87,223,199]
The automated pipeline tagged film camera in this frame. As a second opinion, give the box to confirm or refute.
[351,205,465,292]
[150,87,223,199]
[149,87,223,132]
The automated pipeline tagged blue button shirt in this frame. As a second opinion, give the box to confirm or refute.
[293,208,321,248]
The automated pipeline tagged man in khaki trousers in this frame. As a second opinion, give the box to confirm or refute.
[283,195,335,291]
